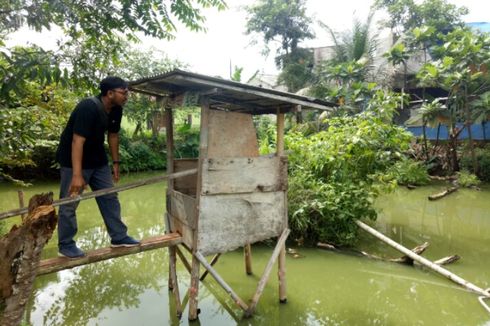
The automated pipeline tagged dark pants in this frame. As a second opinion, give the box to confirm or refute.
[58,165,128,249]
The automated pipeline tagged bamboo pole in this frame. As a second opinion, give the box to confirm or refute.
[244,244,253,275]
[276,109,287,303]
[246,228,290,317]
[200,253,221,281]
[175,246,192,274]
[355,220,490,298]
[194,251,249,311]
[0,169,197,221]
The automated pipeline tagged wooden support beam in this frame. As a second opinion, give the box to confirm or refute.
[246,228,290,317]
[200,254,221,281]
[244,244,253,275]
[17,190,26,222]
[37,233,182,275]
[194,251,249,312]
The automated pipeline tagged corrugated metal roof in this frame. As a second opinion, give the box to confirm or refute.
[128,69,335,114]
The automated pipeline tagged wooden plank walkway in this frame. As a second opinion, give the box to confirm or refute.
[37,233,182,275]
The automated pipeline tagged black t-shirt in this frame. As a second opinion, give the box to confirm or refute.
[56,96,122,169]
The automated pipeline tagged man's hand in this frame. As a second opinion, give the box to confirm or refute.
[113,163,120,183]
[69,174,86,197]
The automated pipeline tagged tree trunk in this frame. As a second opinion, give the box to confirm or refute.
[422,122,429,161]
[464,87,478,174]
[132,122,142,138]
[0,193,57,326]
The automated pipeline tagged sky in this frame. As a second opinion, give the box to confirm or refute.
[6,0,490,81]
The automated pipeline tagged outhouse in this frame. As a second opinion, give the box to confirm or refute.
[129,70,333,320]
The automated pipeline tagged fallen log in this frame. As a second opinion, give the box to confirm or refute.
[0,193,57,326]
[428,186,458,201]
[434,255,460,266]
[318,241,432,265]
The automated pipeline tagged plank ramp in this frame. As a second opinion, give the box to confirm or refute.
[37,233,182,275]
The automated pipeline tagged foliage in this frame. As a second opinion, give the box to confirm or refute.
[246,0,314,92]
[386,158,430,185]
[460,146,490,182]
[118,130,166,172]
[373,0,468,40]
[174,124,200,158]
[0,82,77,184]
[254,115,277,155]
[286,110,412,246]
[118,47,186,138]
[245,0,313,58]
[456,170,481,188]
[1,0,227,40]
[320,12,377,65]
[276,48,314,92]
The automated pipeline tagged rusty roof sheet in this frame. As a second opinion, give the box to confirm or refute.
[128,69,335,114]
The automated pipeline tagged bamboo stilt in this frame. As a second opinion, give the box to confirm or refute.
[200,254,221,281]
[355,220,490,297]
[188,253,201,321]
[244,244,253,275]
[276,110,287,304]
[246,228,290,317]
[194,251,249,311]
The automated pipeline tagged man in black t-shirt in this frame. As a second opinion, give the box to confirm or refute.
[56,76,140,258]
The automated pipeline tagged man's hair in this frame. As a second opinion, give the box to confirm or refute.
[100,76,128,96]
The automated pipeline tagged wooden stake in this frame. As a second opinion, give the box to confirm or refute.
[246,228,290,317]
[200,254,221,281]
[194,251,249,311]
[355,220,490,297]
[244,244,253,275]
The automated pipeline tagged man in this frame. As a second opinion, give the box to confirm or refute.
[56,76,140,258]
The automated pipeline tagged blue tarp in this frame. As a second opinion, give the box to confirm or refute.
[406,123,490,140]
[467,22,490,33]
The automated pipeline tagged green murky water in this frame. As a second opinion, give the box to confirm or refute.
[1,174,489,325]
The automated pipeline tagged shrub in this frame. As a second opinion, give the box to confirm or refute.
[456,170,480,188]
[287,111,412,246]
[460,145,490,182]
[386,159,430,186]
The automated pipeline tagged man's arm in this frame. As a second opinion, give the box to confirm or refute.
[69,133,86,197]
[108,132,120,183]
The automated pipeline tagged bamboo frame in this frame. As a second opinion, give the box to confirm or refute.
[246,228,290,317]
[200,253,221,281]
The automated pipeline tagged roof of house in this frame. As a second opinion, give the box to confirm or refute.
[128,69,335,114]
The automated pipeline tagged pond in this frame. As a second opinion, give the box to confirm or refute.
[0,173,489,325]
